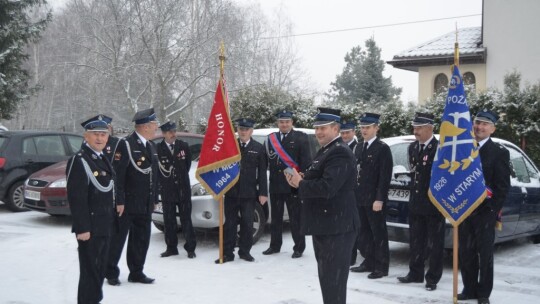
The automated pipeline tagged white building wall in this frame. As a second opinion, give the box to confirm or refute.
[484,0,540,90]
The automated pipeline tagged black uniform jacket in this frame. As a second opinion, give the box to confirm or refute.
[408,138,439,215]
[67,145,115,236]
[299,137,360,236]
[113,132,159,215]
[478,138,511,213]
[157,139,192,202]
[226,139,268,199]
[348,139,358,150]
[103,136,120,163]
[266,129,312,194]
[354,138,393,206]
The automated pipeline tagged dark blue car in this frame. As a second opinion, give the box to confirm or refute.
[383,135,540,248]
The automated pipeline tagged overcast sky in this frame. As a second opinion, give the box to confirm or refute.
[49,0,483,103]
[238,0,483,102]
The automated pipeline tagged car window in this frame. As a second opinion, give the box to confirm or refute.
[0,137,7,152]
[66,135,83,155]
[178,136,202,161]
[22,137,38,155]
[508,147,531,184]
[33,135,66,156]
[390,142,410,171]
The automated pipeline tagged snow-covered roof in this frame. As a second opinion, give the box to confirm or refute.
[387,27,486,72]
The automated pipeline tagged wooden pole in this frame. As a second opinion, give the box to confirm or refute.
[453,225,459,304]
[218,196,224,264]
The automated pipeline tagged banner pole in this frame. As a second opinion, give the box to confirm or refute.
[453,225,459,304]
[219,196,224,264]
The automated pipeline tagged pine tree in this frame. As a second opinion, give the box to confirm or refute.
[0,0,51,119]
[328,38,401,107]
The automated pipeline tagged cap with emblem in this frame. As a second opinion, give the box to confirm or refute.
[97,114,112,125]
[275,110,293,120]
[411,112,435,127]
[235,118,255,128]
[474,109,499,124]
[81,114,109,132]
[132,108,157,125]
[358,113,381,126]
[159,121,177,132]
[313,107,341,127]
[340,120,356,131]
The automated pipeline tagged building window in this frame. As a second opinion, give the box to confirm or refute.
[434,73,448,94]
[463,72,476,87]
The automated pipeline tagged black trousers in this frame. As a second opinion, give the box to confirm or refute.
[269,193,305,253]
[77,235,109,304]
[459,207,497,298]
[357,205,390,272]
[408,212,445,284]
[106,213,151,279]
[162,199,196,253]
[313,230,357,304]
[224,196,255,256]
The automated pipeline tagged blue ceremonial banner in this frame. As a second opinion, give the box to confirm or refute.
[428,65,487,227]
[195,77,241,200]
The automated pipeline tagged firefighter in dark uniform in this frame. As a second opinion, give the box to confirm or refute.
[217,118,268,263]
[340,120,358,150]
[350,113,393,279]
[106,108,159,286]
[263,110,312,258]
[458,110,511,304]
[285,108,359,304]
[397,112,444,291]
[67,115,115,304]
[102,115,120,163]
[157,121,197,258]
[340,120,359,265]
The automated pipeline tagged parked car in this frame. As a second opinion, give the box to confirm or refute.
[384,135,540,248]
[23,132,202,216]
[151,128,320,244]
[0,131,83,212]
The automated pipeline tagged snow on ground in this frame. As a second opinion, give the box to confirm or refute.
[1,204,540,304]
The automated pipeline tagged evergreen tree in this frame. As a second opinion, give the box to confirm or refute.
[0,0,51,119]
[328,38,401,107]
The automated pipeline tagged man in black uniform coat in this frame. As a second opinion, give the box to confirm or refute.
[263,110,312,258]
[286,108,359,304]
[67,115,115,304]
[350,113,393,279]
[340,120,358,150]
[340,120,359,265]
[157,121,197,258]
[102,115,120,163]
[458,110,511,304]
[397,112,444,291]
[106,108,159,286]
[217,118,268,263]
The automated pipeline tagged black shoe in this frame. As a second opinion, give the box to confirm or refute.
[478,298,490,304]
[128,275,155,284]
[291,251,303,258]
[160,250,179,258]
[397,274,423,283]
[457,293,477,300]
[107,278,121,286]
[425,283,437,291]
[215,255,235,264]
[262,248,280,255]
[350,264,373,273]
[187,251,196,259]
[367,270,388,279]
[239,252,255,262]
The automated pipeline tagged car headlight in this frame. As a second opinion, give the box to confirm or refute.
[191,183,208,196]
[49,178,67,188]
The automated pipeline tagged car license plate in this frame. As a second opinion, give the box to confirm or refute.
[388,189,409,202]
[24,190,41,201]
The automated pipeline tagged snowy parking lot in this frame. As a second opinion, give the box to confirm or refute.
[1,204,540,304]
